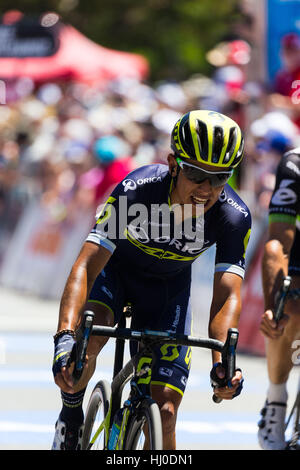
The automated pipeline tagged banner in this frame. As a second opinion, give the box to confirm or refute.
[0,17,149,84]
[0,19,58,58]
[0,200,94,299]
[266,0,300,82]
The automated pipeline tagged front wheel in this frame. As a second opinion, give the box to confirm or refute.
[285,389,300,450]
[124,398,162,450]
[82,380,111,450]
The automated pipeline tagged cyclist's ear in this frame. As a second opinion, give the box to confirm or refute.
[168,158,177,176]
[167,153,177,173]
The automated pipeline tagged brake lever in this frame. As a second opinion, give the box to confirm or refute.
[274,276,291,324]
[212,328,239,404]
[71,311,94,385]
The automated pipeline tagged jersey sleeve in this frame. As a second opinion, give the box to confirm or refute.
[214,208,252,279]
[85,165,159,253]
[86,183,124,254]
[269,151,300,225]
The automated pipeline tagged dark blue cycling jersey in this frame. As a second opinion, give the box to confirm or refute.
[86,163,251,396]
[86,163,252,279]
[269,148,300,276]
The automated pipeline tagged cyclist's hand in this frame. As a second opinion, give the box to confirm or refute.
[210,363,244,400]
[260,309,289,340]
[52,333,76,393]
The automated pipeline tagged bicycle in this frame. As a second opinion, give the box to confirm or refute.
[72,306,239,451]
[274,276,300,450]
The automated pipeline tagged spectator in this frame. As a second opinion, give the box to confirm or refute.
[270,33,300,129]
[0,32,293,275]
[274,33,300,96]
[79,135,135,206]
[246,111,299,216]
[204,39,252,127]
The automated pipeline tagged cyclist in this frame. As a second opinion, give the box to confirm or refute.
[52,110,251,450]
[258,148,300,450]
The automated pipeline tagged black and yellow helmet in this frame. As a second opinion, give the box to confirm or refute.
[171,110,244,168]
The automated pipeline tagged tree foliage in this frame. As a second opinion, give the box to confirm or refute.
[0,0,242,81]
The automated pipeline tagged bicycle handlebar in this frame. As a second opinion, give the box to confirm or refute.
[91,325,225,351]
[274,276,292,323]
[72,310,239,403]
[71,311,94,385]
[212,328,239,403]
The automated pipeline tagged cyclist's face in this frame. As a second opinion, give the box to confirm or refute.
[168,154,227,213]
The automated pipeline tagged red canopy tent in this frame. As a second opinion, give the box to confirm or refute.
[0,14,149,85]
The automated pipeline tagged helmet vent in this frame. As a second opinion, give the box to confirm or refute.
[212,126,224,163]
[182,120,196,157]
[196,120,208,161]
[236,136,244,159]
[224,127,238,163]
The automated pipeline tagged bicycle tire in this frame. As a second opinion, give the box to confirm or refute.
[124,398,162,450]
[285,390,300,450]
[82,380,111,450]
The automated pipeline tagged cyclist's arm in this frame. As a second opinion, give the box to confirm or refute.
[260,221,295,339]
[209,271,242,365]
[56,241,112,333]
[262,221,295,311]
[208,271,243,399]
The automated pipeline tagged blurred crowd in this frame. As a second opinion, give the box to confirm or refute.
[0,24,300,264]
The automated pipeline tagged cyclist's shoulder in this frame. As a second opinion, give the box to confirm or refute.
[284,146,300,159]
[114,163,170,195]
[217,185,251,225]
[269,149,300,221]
[126,163,169,180]
[277,148,300,179]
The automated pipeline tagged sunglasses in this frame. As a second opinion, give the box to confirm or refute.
[176,157,233,187]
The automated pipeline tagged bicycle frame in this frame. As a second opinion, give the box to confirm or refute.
[75,310,239,450]
[87,316,162,449]
[88,334,180,448]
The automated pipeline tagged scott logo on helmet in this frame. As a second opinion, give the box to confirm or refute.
[208,111,225,121]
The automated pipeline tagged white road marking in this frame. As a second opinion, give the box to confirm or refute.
[0,420,257,435]
[0,422,53,433]
[177,420,257,434]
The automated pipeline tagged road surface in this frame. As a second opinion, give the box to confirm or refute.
[0,286,298,450]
